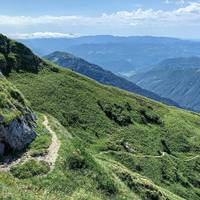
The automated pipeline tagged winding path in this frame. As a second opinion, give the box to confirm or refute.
[40,115,61,169]
[185,155,199,162]
[0,115,60,172]
[98,150,166,158]
[98,150,199,162]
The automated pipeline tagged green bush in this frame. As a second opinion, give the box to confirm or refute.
[10,159,50,179]
[0,53,7,75]
[98,100,132,126]
[0,78,29,124]
[140,109,163,125]
[50,66,60,73]
[67,111,83,126]
[66,148,118,196]
[7,53,18,69]
[102,141,122,152]
[67,151,87,170]
[96,172,117,196]
[10,89,26,106]
[29,133,51,157]
[161,159,177,183]
[176,172,191,188]
[119,171,166,200]
[161,139,171,154]
[0,34,8,53]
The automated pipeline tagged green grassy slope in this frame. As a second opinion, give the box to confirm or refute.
[44,51,179,107]
[0,34,199,199]
[0,75,30,124]
[8,66,200,200]
[1,114,185,200]
[0,113,54,200]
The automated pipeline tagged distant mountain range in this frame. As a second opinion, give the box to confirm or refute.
[130,57,200,111]
[45,51,179,107]
[20,35,200,74]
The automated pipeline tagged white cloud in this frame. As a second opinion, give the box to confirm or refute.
[0,2,198,26]
[8,32,78,39]
[1,2,200,38]
[176,2,200,13]
[100,2,200,25]
[165,0,187,4]
[0,15,84,26]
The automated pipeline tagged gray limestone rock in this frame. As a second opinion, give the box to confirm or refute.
[0,112,36,155]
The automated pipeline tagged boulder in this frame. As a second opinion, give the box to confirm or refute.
[0,142,5,155]
[0,113,36,154]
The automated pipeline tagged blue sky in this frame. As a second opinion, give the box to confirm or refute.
[0,0,200,39]
[0,0,185,15]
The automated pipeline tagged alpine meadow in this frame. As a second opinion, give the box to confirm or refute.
[0,1,200,200]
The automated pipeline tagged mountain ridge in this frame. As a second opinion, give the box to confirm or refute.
[45,51,179,107]
[20,35,200,74]
[130,56,200,111]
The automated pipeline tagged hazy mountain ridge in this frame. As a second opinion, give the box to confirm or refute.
[156,57,200,70]
[131,57,200,111]
[21,35,200,74]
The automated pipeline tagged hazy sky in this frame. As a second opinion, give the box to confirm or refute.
[0,0,200,39]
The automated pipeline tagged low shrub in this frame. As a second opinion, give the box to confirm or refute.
[176,172,191,188]
[66,111,83,127]
[67,150,87,170]
[161,159,177,183]
[0,53,7,74]
[97,100,132,126]
[50,66,60,73]
[188,176,200,188]
[103,141,122,152]
[29,117,52,156]
[140,109,163,125]
[118,171,166,200]
[10,89,25,105]
[161,139,171,154]
[96,172,118,196]
[10,159,50,179]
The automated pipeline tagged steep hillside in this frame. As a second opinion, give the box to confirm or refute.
[0,34,42,76]
[21,35,200,74]
[0,75,36,156]
[155,57,200,70]
[0,34,196,199]
[131,57,200,112]
[45,51,179,107]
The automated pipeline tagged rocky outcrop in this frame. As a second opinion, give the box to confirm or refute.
[0,34,43,76]
[0,112,36,155]
[0,72,37,156]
